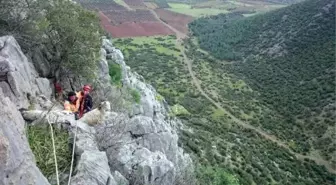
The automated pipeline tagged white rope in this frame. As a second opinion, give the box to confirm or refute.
[47,116,60,185]
[67,120,78,185]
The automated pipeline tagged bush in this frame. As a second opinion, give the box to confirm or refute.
[130,88,141,104]
[27,125,71,179]
[109,63,122,86]
[196,165,240,185]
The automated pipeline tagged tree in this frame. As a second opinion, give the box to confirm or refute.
[0,0,103,79]
[0,0,48,49]
[42,0,103,79]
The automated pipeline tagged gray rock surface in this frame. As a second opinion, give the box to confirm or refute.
[69,120,118,185]
[0,36,52,109]
[113,171,129,185]
[27,47,52,78]
[0,35,58,185]
[99,38,193,185]
[0,89,50,185]
[70,151,117,185]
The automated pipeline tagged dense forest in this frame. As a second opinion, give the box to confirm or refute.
[189,0,335,168]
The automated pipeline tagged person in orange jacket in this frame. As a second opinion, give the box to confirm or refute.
[64,91,80,113]
[63,85,93,119]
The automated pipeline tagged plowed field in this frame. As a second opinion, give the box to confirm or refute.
[154,9,194,33]
[99,12,174,37]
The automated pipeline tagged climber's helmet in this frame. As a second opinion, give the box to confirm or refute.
[83,85,91,95]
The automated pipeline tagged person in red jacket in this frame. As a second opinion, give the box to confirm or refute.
[78,84,93,118]
[54,81,63,101]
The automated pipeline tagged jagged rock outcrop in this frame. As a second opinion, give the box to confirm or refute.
[98,38,193,185]
[0,35,55,185]
[69,121,119,185]
[0,89,50,185]
[0,36,53,109]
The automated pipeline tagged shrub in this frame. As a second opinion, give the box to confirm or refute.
[130,88,141,104]
[196,165,240,185]
[109,63,122,86]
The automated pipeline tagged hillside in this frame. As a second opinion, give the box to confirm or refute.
[113,0,335,184]
[188,0,335,177]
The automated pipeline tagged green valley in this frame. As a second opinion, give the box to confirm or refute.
[113,0,336,184]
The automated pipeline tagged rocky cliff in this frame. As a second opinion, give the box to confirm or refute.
[0,36,51,185]
[0,35,192,185]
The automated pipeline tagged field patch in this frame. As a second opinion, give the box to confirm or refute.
[124,0,147,9]
[167,3,229,17]
[114,0,132,10]
[99,10,174,37]
[79,1,127,11]
[103,22,174,38]
[103,10,157,25]
[113,35,180,57]
[155,9,194,33]
[144,2,158,9]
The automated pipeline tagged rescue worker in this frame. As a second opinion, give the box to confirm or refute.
[54,81,63,102]
[64,91,80,113]
[78,84,93,118]
[63,85,93,120]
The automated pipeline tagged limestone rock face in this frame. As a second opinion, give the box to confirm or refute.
[98,38,193,185]
[0,89,50,185]
[0,36,52,109]
[0,35,56,185]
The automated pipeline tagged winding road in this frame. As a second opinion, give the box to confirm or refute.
[150,10,336,174]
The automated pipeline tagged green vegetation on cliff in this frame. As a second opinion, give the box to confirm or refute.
[28,125,71,181]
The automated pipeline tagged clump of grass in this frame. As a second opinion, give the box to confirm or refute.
[27,125,71,179]
[155,94,164,102]
[130,88,141,104]
[170,104,190,117]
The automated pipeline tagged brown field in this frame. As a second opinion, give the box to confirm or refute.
[99,12,174,37]
[144,2,158,9]
[78,2,127,11]
[124,0,147,9]
[79,1,184,38]
[103,10,157,25]
[154,9,194,33]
